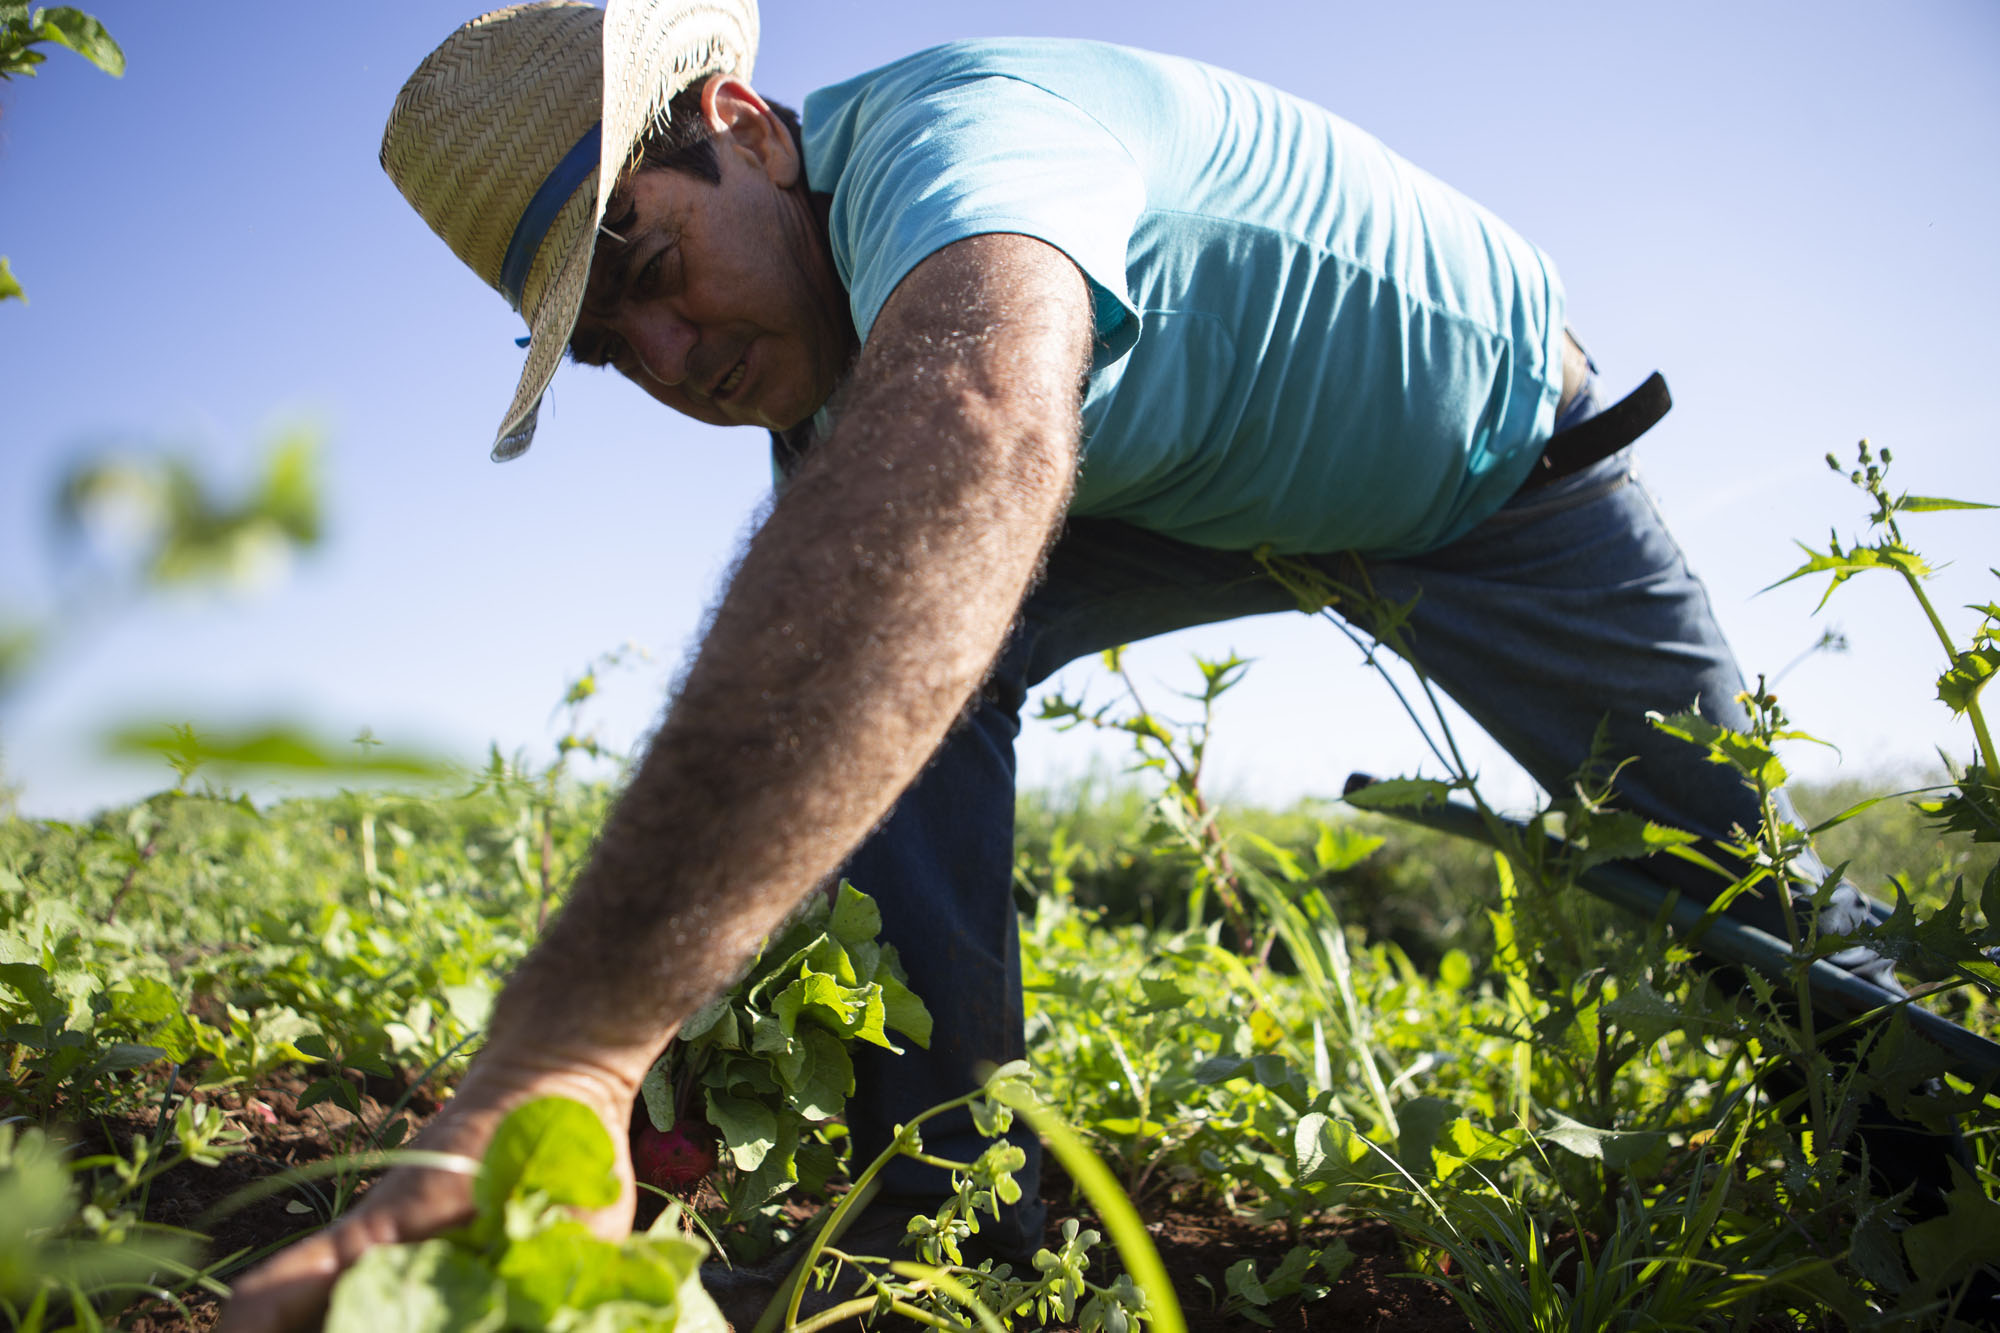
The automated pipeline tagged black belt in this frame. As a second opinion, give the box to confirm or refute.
[1518,371,1672,491]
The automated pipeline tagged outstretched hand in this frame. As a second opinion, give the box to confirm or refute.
[215,1048,640,1333]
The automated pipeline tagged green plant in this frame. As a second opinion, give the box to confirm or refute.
[0,1098,241,1332]
[321,1097,723,1333]
[637,882,932,1220]
[753,1063,1175,1333]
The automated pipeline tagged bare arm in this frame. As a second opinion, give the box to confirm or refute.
[220,231,1091,1329]
[500,229,1088,1071]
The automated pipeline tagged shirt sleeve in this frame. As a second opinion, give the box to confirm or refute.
[809,72,1147,371]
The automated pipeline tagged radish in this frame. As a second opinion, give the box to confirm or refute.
[633,1121,718,1193]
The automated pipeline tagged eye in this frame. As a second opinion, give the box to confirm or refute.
[631,243,680,299]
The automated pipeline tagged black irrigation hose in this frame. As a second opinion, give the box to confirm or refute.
[1343,774,2000,1089]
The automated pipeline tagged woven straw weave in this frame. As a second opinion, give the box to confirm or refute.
[381,0,758,460]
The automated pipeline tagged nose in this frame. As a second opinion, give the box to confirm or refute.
[620,308,698,389]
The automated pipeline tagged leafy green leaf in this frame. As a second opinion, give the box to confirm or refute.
[676,993,733,1044]
[323,1239,505,1333]
[827,880,881,943]
[294,1075,359,1115]
[1903,1170,2000,1286]
[639,1060,676,1134]
[495,1217,701,1321]
[1562,810,1700,872]
[1765,538,1932,610]
[1341,778,1457,812]
[705,1090,777,1172]
[32,8,122,76]
[1313,822,1384,873]
[1855,881,2000,989]
[103,977,198,1061]
[772,969,862,1038]
[0,256,23,303]
[784,1025,852,1120]
[1537,1109,1667,1171]
[1916,769,2000,844]
[1647,710,1785,789]
[104,721,450,779]
[1243,832,1309,883]
[474,1097,619,1219]
[1394,1096,1459,1174]
[1937,644,2000,715]
[1897,494,1996,513]
[724,1114,800,1210]
[1602,982,1684,1046]
[875,953,932,1048]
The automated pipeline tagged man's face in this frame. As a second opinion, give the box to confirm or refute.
[569,79,852,432]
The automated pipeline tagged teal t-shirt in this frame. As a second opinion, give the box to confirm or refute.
[802,39,1567,557]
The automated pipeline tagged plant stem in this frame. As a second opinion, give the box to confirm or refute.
[1901,569,2000,777]
[1111,660,1256,952]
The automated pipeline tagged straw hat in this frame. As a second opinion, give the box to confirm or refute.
[381,0,760,460]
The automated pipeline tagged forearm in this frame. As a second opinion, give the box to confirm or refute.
[486,236,1089,1085]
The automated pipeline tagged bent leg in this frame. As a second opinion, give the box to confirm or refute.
[1340,450,1893,982]
[841,518,1301,1247]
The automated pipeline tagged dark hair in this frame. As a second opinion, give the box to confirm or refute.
[634,82,804,186]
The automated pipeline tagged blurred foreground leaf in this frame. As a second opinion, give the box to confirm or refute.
[105,721,451,781]
[0,6,123,79]
[0,619,38,692]
[24,6,122,74]
[58,427,325,591]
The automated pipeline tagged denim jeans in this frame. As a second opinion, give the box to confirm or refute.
[835,438,1874,1248]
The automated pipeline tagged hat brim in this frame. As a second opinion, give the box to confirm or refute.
[493,0,759,460]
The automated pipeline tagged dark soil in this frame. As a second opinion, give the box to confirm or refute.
[1141,1210,1470,1333]
[97,1080,1468,1332]
[86,1070,437,1333]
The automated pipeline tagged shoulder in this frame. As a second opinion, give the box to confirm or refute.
[801,41,1149,367]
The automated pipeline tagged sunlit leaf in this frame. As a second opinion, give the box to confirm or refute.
[1897,494,1996,513]
[1537,1109,1667,1171]
[474,1096,619,1218]
[322,1239,505,1333]
[1936,645,2000,715]
[31,8,122,76]
[1647,710,1786,790]
[1562,810,1700,872]
[1765,540,1932,611]
[0,256,23,303]
[1243,831,1309,883]
[1313,822,1384,873]
[827,879,882,944]
[104,721,451,780]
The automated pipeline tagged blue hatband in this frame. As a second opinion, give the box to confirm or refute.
[498,123,602,314]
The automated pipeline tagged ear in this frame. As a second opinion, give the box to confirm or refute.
[699,73,801,190]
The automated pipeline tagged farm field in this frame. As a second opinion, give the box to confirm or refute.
[5,440,2000,1333]
[7,7,2000,1331]
[4,726,1997,1332]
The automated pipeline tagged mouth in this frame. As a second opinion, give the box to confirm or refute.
[711,354,748,402]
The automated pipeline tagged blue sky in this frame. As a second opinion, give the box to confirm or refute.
[4,0,1998,819]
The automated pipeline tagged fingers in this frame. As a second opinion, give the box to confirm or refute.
[214,1227,342,1333]
[217,1166,479,1333]
[216,1059,641,1330]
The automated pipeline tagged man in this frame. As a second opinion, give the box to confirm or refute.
[221,1,1943,1327]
